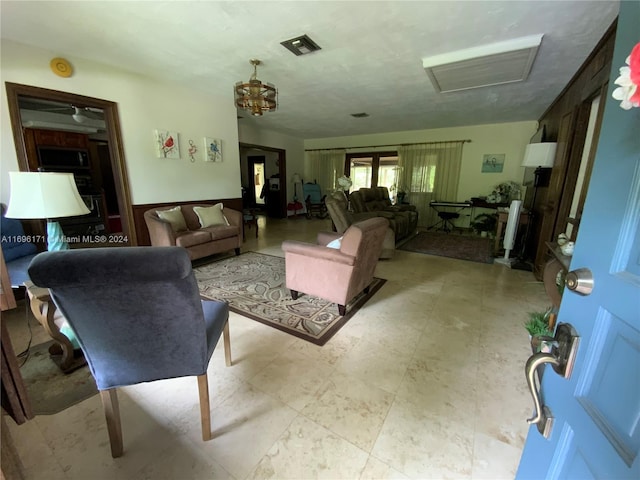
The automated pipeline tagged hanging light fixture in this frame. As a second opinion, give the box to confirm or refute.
[234,59,277,117]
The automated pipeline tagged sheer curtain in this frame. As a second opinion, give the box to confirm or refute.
[398,141,464,228]
[304,149,346,193]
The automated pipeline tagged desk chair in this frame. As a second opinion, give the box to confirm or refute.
[28,246,232,458]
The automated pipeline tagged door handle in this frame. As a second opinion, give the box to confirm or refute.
[525,352,558,438]
[524,323,580,438]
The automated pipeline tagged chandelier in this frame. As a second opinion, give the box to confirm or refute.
[234,59,277,116]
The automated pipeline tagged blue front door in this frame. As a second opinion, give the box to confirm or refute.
[517,3,640,478]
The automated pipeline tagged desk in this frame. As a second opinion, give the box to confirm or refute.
[494,209,530,252]
[428,200,509,231]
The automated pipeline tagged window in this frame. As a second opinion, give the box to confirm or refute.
[346,152,399,198]
[410,162,437,193]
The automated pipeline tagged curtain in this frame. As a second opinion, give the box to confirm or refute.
[398,141,464,228]
[304,149,346,194]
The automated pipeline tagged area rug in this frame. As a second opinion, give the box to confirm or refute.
[194,252,386,346]
[19,341,97,415]
[399,231,494,264]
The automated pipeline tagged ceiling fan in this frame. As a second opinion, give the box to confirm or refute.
[19,99,104,123]
[71,106,103,123]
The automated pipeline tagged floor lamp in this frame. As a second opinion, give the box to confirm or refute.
[292,173,302,201]
[511,142,557,271]
[6,172,90,251]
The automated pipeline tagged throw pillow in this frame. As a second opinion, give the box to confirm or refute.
[194,203,229,228]
[157,206,188,232]
[326,237,343,249]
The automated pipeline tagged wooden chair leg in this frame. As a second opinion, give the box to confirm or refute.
[197,374,212,441]
[100,389,123,458]
[338,304,346,316]
[223,321,232,367]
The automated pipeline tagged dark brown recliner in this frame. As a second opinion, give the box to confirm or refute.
[349,187,417,241]
[324,192,395,258]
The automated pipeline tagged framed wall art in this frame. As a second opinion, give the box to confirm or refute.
[204,137,222,162]
[155,130,180,158]
[481,154,505,173]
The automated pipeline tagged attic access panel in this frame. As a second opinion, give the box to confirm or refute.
[423,34,543,93]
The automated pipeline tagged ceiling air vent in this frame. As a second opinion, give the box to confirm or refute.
[280,34,321,56]
[350,112,369,118]
[422,34,543,93]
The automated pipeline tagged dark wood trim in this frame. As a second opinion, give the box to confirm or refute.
[132,198,243,246]
[538,19,617,122]
[239,142,286,217]
[529,21,617,279]
[1,319,33,424]
[4,83,136,245]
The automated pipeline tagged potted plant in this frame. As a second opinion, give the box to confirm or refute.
[525,311,554,352]
[471,213,497,237]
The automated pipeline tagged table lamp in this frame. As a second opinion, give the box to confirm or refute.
[6,172,90,251]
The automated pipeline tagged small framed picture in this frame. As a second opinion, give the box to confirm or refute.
[155,130,180,158]
[204,137,222,162]
[481,154,505,173]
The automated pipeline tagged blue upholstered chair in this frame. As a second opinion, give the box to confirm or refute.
[1,208,39,289]
[28,246,231,458]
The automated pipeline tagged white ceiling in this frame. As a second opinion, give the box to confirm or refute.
[1,1,619,139]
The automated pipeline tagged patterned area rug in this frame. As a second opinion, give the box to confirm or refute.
[20,341,97,415]
[399,231,494,264]
[194,252,386,345]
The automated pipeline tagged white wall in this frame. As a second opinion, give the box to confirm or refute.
[1,40,241,206]
[238,123,305,203]
[304,121,537,202]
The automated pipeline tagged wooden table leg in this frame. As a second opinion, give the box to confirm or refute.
[25,281,85,373]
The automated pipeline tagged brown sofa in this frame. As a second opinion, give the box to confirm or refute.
[281,217,389,315]
[144,204,242,260]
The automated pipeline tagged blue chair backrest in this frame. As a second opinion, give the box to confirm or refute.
[28,246,209,390]
[302,183,323,204]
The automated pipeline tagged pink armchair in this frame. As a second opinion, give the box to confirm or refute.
[281,217,389,315]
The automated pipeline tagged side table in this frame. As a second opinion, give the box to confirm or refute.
[24,281,86,372]
[242,210,258,239]
[287,201,304,218]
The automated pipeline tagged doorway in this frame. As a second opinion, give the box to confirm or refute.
[5,83,135,244]
[249,156,266,206]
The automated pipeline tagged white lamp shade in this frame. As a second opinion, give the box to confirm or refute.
[521,142,557,168]
[292,173,302,184]
[6,172,90,219]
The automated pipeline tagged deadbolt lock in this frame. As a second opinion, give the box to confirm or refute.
[566,267,594,295]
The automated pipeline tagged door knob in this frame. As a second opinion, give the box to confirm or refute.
[565,267,594,295]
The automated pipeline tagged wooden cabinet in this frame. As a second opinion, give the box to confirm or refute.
[22,128,89,171]
[32,129,88,149]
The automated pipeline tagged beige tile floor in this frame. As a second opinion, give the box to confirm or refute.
[3,216,549,479]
